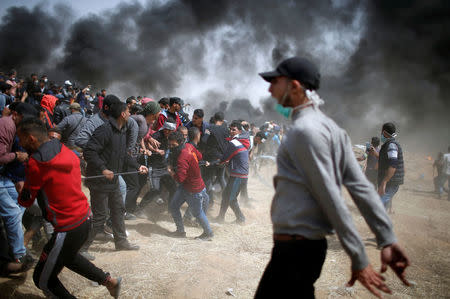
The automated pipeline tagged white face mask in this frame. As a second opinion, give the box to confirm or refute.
[292,90,324,110]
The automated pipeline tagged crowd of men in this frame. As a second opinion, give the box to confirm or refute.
[0,70,284,297]
[0,56,421,298]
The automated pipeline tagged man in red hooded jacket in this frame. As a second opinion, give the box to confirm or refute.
[167,129,213,240]
[17,117,121,299]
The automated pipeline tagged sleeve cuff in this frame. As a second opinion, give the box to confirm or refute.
[351,253,369,271]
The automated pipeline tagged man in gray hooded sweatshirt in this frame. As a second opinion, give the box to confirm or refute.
[255,57,410,299]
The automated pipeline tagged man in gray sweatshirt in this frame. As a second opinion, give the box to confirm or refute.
[255,57,410,298]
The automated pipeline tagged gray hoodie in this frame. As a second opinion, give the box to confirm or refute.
[75,112,138,151]
[271,106,396,271]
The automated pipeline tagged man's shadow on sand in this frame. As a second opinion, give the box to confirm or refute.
[126,222,172,238]
[0,273,45,299]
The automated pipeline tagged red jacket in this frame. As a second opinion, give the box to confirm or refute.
[19,139,90,232]
[174,143,205,193]
[155,110,182,131]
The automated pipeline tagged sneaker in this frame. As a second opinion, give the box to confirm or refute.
[104,225,114,235]
[94,231,114,242]
[124,213,137,221]
[195,232,213,241]
[156,198,164,205]
[168,231,187,238]
[14,254,35,272]
[234,218,246,225]
[107,277,122,299]
[115,240,140,251]
[79,250,95,261]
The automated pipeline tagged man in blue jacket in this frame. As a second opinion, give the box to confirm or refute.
[215,121,249,224]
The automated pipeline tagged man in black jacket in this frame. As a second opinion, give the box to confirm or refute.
[53,96,72,125]
[203,112,229,204]
[84,102,148,251]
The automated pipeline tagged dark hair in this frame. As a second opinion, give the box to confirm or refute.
[168,130,185,144]
[8,101,20,112]
[0,82,12,92]
[109,102,128,119]
[101,89,106,92]
[8,69,16,76]
[17,117,48,142]
[158,97,169,106]
[48,127,62,135]
[371,137,380,147]
[130,104,143,115]
[242,122,250,131]
[126,96,136,104]
[255,131,266,139]
[16,103,39,117]
[230,120,242,131]
[193,109,204,118]
[188,127,200,141]
[213,111,224,122]
[102,94,121,115]
[169,97,181,106]
[382,122,396,135]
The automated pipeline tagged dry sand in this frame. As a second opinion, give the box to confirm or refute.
[1,150,449,298]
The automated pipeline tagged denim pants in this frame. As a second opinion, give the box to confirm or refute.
[380,184,400,210]
[219,176,246,221]
[169,186,212,234]
[0,176,26,259]
[118,175,127,205]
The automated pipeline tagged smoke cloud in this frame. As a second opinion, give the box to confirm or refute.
[0,0,448,151]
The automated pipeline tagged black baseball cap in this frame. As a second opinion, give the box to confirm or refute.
[15,103,39,117]
[259,57,321,90]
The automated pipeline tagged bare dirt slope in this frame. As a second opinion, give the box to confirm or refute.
[1,151,449,299]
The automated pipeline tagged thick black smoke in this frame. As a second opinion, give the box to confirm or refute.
[0,0,361,89]
[322,0,450,150]
[0,5,70,74]
[0,0,448,150]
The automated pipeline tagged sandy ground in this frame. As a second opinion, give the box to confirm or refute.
[1,150,449,299]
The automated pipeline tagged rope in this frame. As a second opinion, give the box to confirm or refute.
[81,171,142,180]
[0,170,143,188]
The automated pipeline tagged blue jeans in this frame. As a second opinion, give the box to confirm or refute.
[0,176,26,259]
[169,186,212,234]
[219,176,246,221]
[118,175,127,205]
[380,184,399,210]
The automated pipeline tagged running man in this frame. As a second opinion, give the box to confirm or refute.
[17,117,121,298]
[255,57,410,298]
